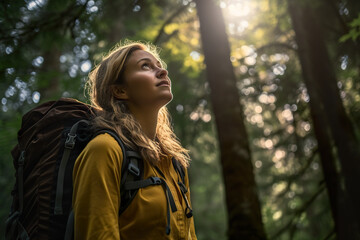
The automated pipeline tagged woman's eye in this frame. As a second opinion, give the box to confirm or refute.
[142,63,151,69]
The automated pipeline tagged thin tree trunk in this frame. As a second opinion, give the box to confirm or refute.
[39,49,61,100]
[298,59,356,238]
[195,0,266,239]
[288,0,360,238]
[101,0,126,44]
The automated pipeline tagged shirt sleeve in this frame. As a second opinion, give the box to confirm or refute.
[72,133,123,240]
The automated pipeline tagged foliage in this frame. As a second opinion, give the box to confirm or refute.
[1,0,359,239]
[339,13,360,42]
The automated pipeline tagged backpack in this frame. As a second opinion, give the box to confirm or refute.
[5,98,192,239]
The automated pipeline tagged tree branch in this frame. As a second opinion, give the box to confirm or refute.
[0,0,89,44]
[153,3,190,44]
[269,182,326,239]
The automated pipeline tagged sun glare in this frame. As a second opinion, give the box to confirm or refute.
[220,0,254,35]
[229,3,251,17]
[220,0,252,18]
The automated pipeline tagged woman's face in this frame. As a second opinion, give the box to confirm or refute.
[119,50,173,110]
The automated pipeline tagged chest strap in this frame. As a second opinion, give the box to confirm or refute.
[124,176,177,235]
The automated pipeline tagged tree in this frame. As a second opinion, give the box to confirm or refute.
[288,0,360,238]
[195,0,266,239]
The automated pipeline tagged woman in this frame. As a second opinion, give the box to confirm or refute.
[72,41,197,239]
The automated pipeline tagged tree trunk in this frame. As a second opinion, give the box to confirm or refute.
[101,0,126,44]
[195,0,266,239]
[288,0,360,238]
[39,49,61,100]
[296,53,358,238]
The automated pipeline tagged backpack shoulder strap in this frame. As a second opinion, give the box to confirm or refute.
[171,157,186,184]
[171,157,193,218]
[94,130,143,215]
[62,127,125,240]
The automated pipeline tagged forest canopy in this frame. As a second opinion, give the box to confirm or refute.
[1,0,359,239]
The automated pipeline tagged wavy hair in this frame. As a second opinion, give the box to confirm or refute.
[86,41,190,168]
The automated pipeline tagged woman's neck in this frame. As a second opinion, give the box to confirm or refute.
[129,106,158,140]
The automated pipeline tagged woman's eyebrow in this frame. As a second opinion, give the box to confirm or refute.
[136,58,162,66]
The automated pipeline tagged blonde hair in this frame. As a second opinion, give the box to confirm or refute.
[86,41,190,168]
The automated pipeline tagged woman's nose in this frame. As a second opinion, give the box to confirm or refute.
[156,67,168,79]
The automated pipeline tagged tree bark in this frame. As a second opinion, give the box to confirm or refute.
[39,49,61,100]
[288,0,360,238]
[195,0,266,239]
[101,0,126,44]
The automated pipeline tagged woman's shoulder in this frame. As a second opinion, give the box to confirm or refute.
[73,133,124,183]
[82,133,124,161]
[87,132,120,147]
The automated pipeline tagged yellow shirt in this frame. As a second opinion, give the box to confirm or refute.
[72,133,197,240]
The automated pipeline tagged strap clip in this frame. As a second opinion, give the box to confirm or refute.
[150,176,162,185]
[128,162,140,177]
[18,151,25,166]
[65,133,76,149]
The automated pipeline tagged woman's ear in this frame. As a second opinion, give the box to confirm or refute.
[112,85,128,100]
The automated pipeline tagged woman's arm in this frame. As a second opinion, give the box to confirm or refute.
[72,133,123,240]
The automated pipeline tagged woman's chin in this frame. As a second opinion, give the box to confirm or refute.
[139,93,173,109]
[160,93,173,106]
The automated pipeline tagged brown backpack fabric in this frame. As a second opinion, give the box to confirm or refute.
[6,98,96,240]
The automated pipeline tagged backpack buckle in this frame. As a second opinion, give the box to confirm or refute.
[18,151,25,166]
[150,177,162,185]
[65,133,76,149]
[128,162,140,177]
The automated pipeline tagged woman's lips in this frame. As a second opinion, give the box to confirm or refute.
[156,80,170,87]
